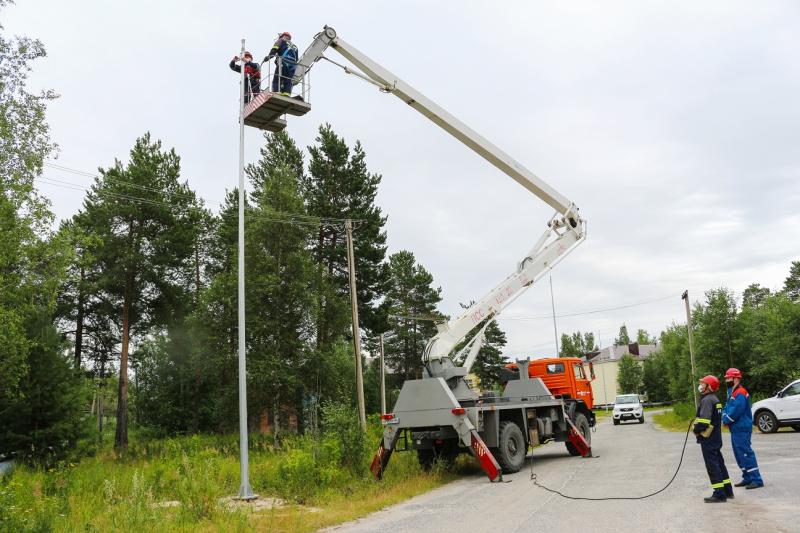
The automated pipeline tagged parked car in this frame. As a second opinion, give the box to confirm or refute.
[751,379,800,433]
[613,394,644,425]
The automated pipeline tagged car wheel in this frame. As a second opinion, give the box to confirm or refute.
[496,421,527,473]
[639,415,645,424]
[755,411,778,434]
[613,419,620,426]
[566,413,591,456]
[792,425,800,432]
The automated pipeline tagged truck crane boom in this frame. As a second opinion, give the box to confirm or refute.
[293,26,586,371]
[263,25,595,483]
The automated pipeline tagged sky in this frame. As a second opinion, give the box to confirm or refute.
[6,1,800,358]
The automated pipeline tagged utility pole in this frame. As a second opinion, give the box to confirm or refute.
[550,275,560,357]
[379,333,386,415]
[345,219,367,429]
[682,290,699,410]
[236,38,254,500]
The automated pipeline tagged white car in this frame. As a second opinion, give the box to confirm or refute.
[752,379,800,433]
[613,394,644,425]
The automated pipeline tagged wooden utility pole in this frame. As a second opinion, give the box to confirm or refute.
[682,290,699,409]
[379,333,386,415]
[345,220,367,429]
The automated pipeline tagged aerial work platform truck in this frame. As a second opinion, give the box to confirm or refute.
[244,26,594,482]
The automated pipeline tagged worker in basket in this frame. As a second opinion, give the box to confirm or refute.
[694,375,734,503]
[229,51,261,103]
[263,31,298,96]
[722,368,764,489]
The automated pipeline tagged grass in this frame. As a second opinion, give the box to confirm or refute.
[0,427,466,532]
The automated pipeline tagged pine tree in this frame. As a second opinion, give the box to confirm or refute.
[82,134,198,450]
[614,324,631,346]
[617,353,643,394]
[783,261,800,302]
[304,125,389,343]
[635,329,655,345]
[383,251,443,380]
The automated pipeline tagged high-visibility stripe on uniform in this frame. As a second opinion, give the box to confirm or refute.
[747,467,759,472]
[696,418,711,424]
[722,478,731,484]
[716,403,722,409]
[711,482,725,488]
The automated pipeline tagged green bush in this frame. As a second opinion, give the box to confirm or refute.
[321,401,368,475]
[672,401,695,421]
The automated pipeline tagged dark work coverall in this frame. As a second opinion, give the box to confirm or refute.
[694,392,733,499]
[723,384,764,486]
[265,39,298,94]
[229,58,261,103]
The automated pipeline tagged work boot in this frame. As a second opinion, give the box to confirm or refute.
[734,480,749,487]
[745,482,764,489]
[704,495,727,503]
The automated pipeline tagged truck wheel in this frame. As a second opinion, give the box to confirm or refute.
[496,421,527,473]
[566,413,591,457]
[417,449,435,471]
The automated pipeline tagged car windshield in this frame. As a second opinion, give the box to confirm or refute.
[615,395,639,404]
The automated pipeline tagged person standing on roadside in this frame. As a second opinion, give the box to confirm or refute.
[694,375,734,503]
[722,368,764,489]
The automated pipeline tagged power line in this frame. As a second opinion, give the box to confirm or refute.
[499,293,679,321]
[41,161,362,225]
[35,174,347,228]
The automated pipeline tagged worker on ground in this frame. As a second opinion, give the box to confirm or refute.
[229,52,261,103]
[722,368,764,489]
[694,375,734,503]
[263,32,298,96]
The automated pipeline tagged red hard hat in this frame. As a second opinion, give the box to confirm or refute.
[725,368,742,379]
[243,51,253,58]
[700,375,720,392]
[280,31,292,39]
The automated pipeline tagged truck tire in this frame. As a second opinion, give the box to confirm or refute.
[566,412,591,457]
[417,449,435,471]
[495,421,526,473]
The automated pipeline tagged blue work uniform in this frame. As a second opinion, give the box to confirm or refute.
[723,384,764,486]
[694,392,733,499]
[265,38,298,94]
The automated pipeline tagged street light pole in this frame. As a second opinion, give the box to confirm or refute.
[682,290,699,410]
[236,38,254,500]
[550,275,559,357]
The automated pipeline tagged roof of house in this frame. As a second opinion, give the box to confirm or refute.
[589,342,659,363]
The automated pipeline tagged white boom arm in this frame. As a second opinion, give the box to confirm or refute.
[297,27,586,369]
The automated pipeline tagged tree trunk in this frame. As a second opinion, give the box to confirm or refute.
[74,264,85,369]
[115,282,132,451]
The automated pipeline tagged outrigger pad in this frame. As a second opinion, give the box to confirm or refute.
[243,92,311,131]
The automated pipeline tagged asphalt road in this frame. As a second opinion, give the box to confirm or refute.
[326,413,799,533]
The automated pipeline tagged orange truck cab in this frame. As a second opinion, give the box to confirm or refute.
[504,357,595,409]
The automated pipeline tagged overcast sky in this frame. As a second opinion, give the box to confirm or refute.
[6,1,799,358]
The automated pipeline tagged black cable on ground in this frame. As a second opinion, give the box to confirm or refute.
[530,419,694,500]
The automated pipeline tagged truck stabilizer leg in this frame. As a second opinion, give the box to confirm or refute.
[370,440,393,480]
[469,429,503,482]
[565,418,592,457]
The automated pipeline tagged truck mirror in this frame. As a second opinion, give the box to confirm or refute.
[588,362,595,380]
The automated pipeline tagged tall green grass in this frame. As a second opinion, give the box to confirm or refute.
[0,411,459,532]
